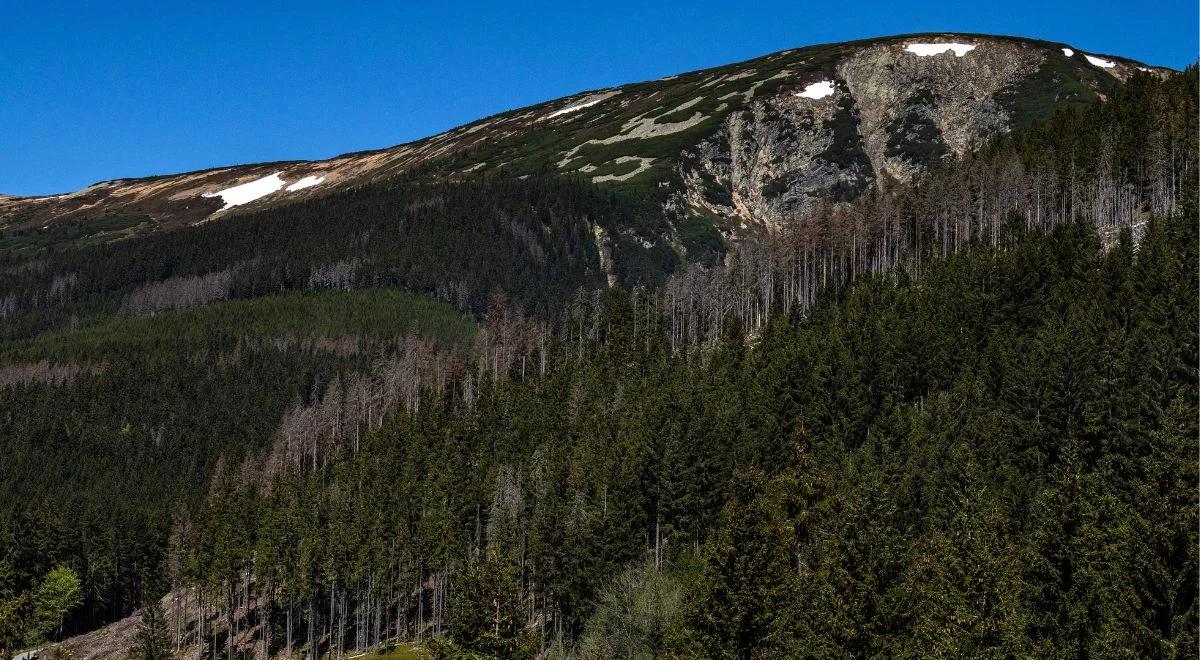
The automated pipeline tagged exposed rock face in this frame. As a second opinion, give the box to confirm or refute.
[676,39,1060,229]
[839,40,1044,185]
[679,79,873,229]
[1,33,1171,245]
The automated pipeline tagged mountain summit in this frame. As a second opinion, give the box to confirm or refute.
[1,33,1170,243]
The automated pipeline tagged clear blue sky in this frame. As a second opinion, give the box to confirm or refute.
[2,1,1195,195]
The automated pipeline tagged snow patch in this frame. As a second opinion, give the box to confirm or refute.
[904,43,976,57]
[285,175,325,192]
[796,80,835,100]
[1085,54,1116,69]
[203,173,286,209]
[545,91,620,119]
[548,100,602,118]
[1062,48,1074,57]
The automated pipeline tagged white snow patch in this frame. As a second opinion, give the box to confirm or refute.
[285,175,325,192]
[904,42,976,57]
[796,80,835,100]
[545,91,620,119]
[548,100,602,118]
[1084,54,1116,69]
[1062,48,1075,57]
[203,173,286,209]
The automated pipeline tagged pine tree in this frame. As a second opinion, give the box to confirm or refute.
[132,595,171,660]
[446,550,537,658]
[682,470,797,658]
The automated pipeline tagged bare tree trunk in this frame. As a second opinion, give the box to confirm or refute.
[196,594,203,660]
[286,594,293,658]
[307,597,315,660]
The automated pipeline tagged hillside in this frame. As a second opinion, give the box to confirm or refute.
[0,34,1171,250]
[0,34,1195,660]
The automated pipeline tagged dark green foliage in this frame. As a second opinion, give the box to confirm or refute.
[682,470,798,658]
[612,236,681,285]
[0,64,1194,658]
[0,289,474,634]
[132,595,171,660]
[444,551,537,659]
[0,175,611,340]
[819,91,872,169]
[176,211,1196,656]
[997,49,1114,127]
[3,287,478,362]
[816,91,874,200]
[0,213,152,255]
[676,215,725,265]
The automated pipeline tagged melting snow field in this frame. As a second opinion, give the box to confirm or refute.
[546,91,620,119]
[905,43,976,57]
[203,173,286,209]
[548,100,602,118]
[796,80,835,100]
[286,175,325,192]
[1062,48,1075,57]
[1085,54,1116,68]
[203,172,326,209]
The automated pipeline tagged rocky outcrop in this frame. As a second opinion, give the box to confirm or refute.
[670,36,1162,230]
[678,79,873,230]
[838,40,1044,186]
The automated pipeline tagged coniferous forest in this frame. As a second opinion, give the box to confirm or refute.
[0,66,1196,658]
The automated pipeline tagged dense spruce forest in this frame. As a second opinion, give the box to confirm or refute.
[0,66,1195,658]
[185,212,1196,658]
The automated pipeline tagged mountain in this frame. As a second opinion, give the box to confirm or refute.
[0,31,1195,659]
[0,34,1171,247]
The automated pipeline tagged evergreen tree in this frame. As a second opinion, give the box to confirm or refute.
[682,470,797,658]
[131,595,171,660]
[445,550,537,659]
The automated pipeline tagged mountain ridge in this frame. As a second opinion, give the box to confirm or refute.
[0,33,1174,247]
[2,32,1177,196]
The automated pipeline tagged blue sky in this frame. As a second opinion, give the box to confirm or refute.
[1,1,1196,195]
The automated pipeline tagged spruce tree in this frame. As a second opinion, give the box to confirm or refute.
[132,595,171,660]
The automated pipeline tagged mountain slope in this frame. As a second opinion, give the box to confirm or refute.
[0,33,1170,245]
[0,37,1193,657]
